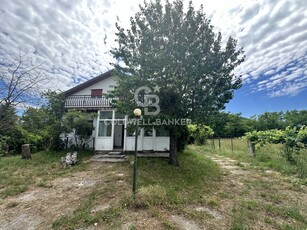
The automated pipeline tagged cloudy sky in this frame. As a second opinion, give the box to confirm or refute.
[0,0,306,117]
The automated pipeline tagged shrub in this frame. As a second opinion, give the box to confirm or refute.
[188,124,214,145]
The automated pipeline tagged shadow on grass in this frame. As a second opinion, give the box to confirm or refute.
[137,148,222,206]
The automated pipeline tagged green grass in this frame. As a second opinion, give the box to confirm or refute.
[51,148,223,229]
[203,138,307,178]
[137,148,222,207]
[2,145,306,229]
[193,143,307,229]
[0,150,93,198]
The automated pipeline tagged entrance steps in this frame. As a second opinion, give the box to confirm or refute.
[91,151,128,163]
[108,151,122,155]
[91,151,169,162]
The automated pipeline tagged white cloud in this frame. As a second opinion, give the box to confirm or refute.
[193,0,307,97]
[0,0,306,98]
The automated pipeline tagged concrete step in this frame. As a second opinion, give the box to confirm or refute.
[92,154,126,159]
[108,151,122,155]
[91,154,128,163]
[102,154,126,158]
[93,158,127,163]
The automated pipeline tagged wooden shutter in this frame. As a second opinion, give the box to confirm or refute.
[91,89,102,97]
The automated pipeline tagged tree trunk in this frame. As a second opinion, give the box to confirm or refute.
[22,144,31,160]
[169,128,179,166]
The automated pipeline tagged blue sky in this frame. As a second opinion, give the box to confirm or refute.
[0,0,306,117]
[226,82,307,117]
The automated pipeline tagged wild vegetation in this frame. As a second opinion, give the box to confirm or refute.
[205,138,307,179]
[0,91,63,155]
[188,124,214,145]
[245,126,307,163]
[0,91,95,156]
[1,146,306,229]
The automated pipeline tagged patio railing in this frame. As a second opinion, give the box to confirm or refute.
[64,96,114,109]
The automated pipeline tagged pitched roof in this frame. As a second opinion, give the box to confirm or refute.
[64,69,113,96]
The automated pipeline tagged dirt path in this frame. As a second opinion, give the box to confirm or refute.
[201,154,307,229]
[0,163,128,230]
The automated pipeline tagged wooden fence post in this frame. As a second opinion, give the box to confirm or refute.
[211,139,215,149]
[248,141,256,157]
[231,138,234,152]
[218,137,221,150]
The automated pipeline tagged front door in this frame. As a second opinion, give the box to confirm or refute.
[114,123,124,148]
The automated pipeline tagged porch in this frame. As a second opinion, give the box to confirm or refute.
[94,110,170,152]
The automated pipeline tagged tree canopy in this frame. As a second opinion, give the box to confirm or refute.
[110,0,245,165]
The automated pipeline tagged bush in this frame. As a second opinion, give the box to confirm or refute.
[244,126,307,164]
[188,124,214,145]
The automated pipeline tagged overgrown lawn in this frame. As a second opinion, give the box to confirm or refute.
[205,138,307,179]
[0,150,93,199]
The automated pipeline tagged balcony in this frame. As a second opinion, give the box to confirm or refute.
[64,96,114,109]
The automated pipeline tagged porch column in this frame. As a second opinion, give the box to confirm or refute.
[123,115,128,151]
[110,110,115,150]
[95,111,100,150]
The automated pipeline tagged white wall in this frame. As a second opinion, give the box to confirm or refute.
[95,137,113,150]
[125,136,169,151]
[155,137,170,151]
[143,137,154,151]
[126,137,143,151]
[72,76,117,96]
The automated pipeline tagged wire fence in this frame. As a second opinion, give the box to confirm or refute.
[206,138,248,153]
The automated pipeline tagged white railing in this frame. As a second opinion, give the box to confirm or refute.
[64,96,114,109]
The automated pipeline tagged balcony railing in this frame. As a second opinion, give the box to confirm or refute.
[64,96,114,109]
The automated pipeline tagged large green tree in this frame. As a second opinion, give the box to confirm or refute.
[111,0,245,165]
[284,110,307,128]
[20,91,65,151]
[257,112,285,131]
[15,91,64,152]
[0,104,17,136]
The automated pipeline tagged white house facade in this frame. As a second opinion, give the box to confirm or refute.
[64,70,170,152]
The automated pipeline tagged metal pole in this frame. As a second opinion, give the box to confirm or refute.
[132,118,139,199]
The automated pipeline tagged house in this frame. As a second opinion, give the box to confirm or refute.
[64,70,170,152]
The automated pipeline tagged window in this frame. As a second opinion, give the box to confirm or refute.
[98,121,112,136]
[91,89,102,97]
[99,111,113,119]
